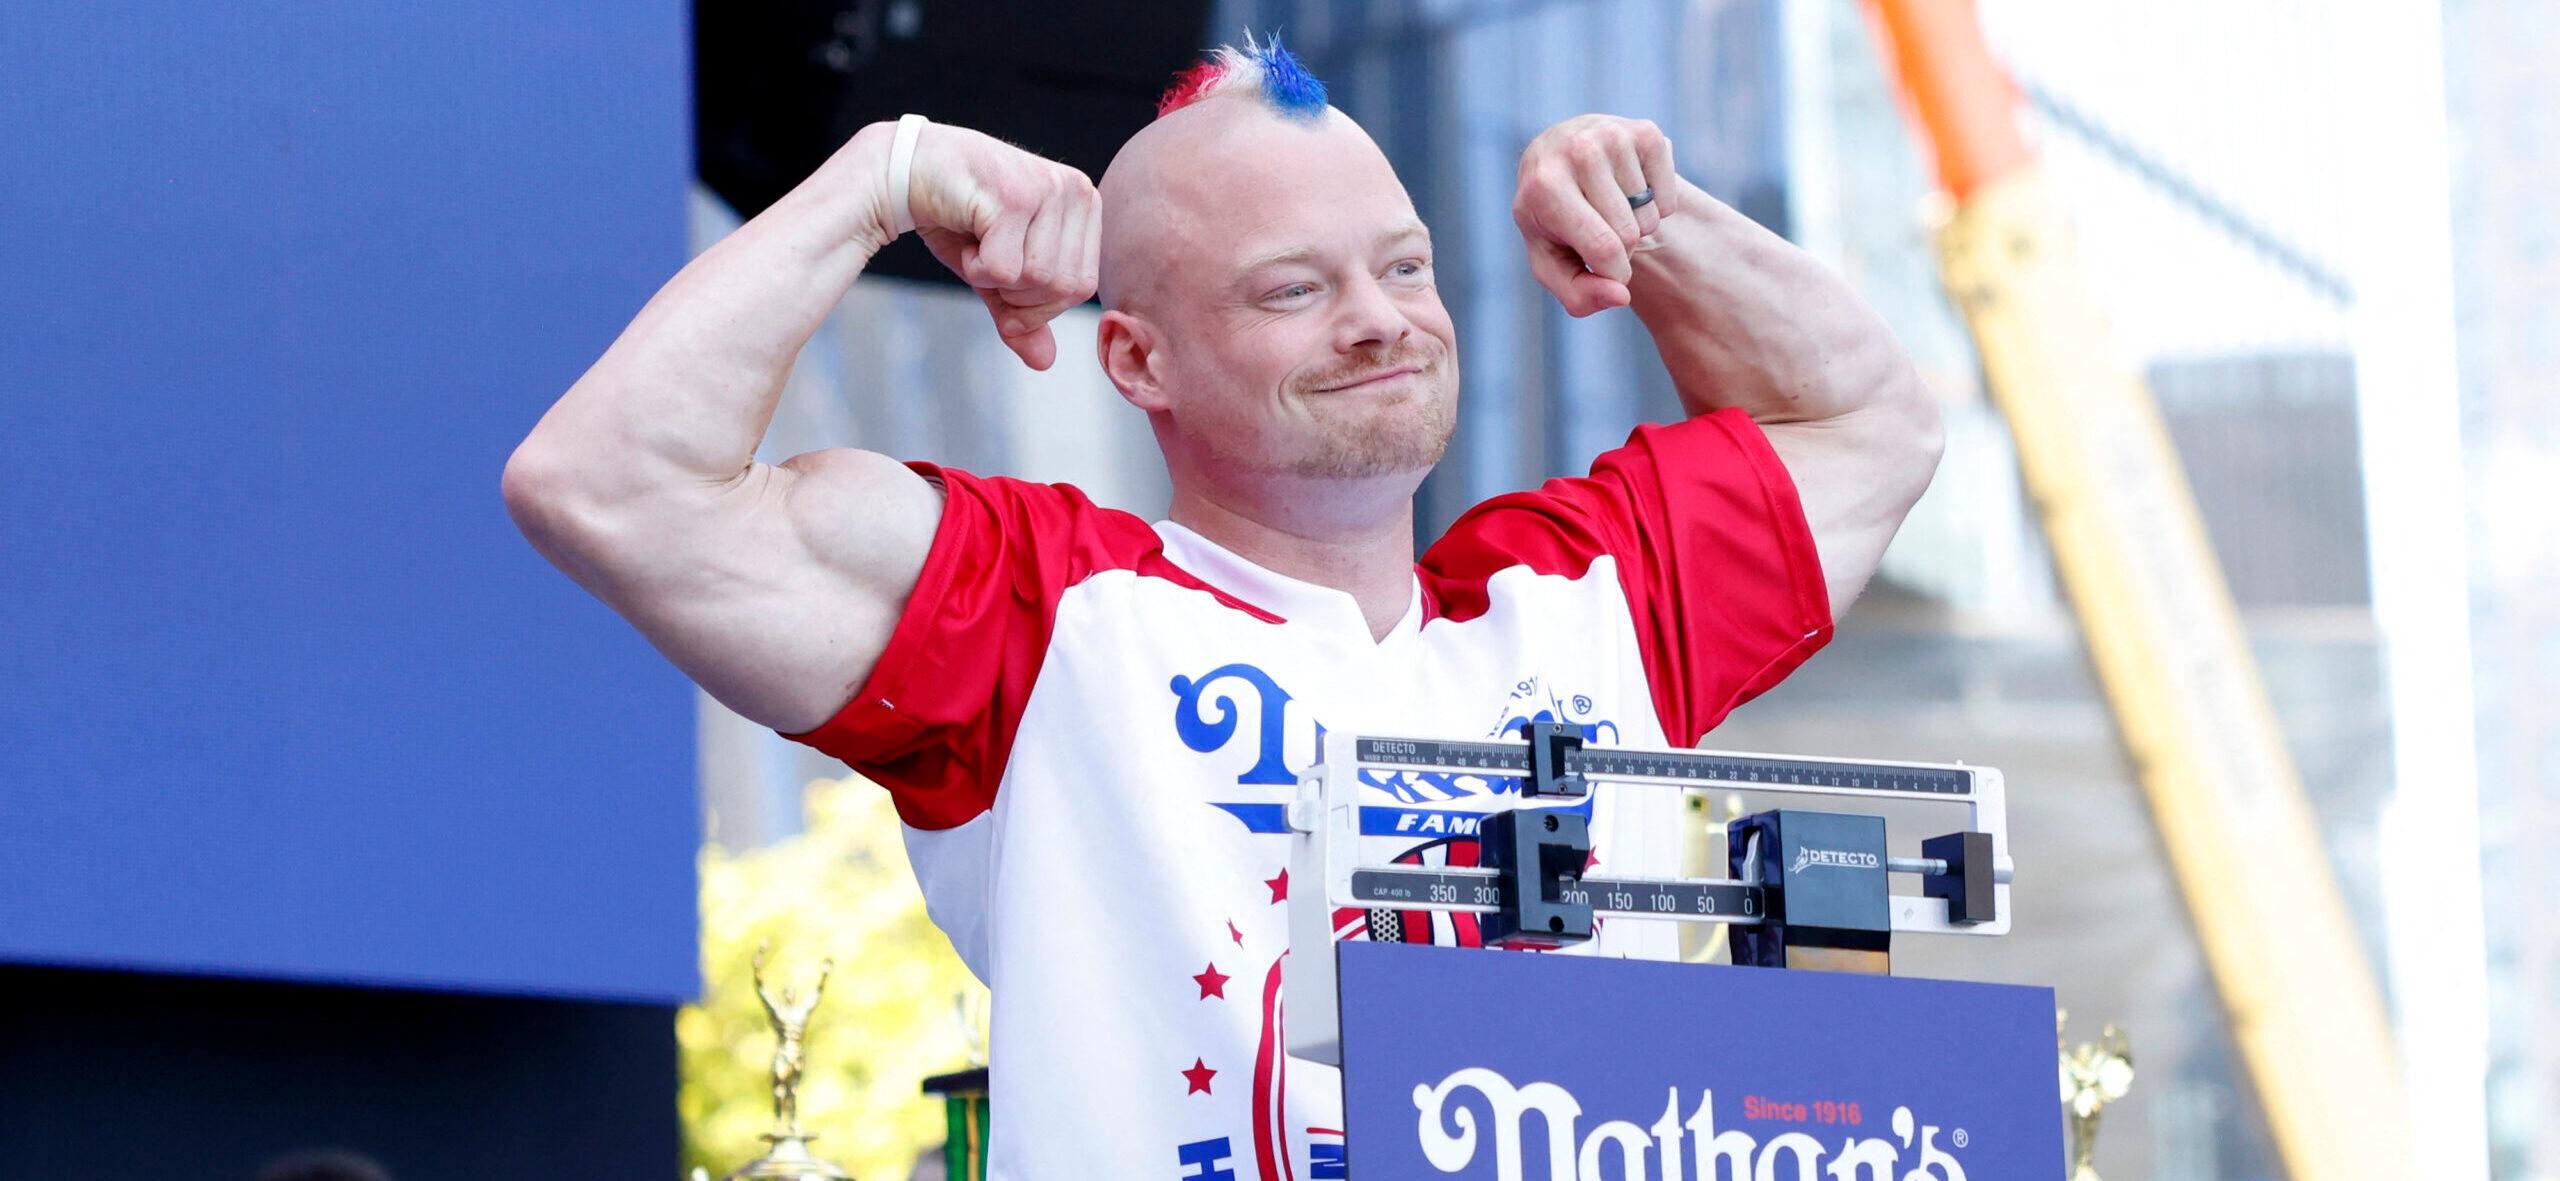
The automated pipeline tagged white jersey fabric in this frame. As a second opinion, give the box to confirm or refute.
[782,408,1831,1179]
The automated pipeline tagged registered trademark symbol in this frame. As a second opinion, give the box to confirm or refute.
[1953,1128,1970,1148]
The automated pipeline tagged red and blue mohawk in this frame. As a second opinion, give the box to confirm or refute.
[1155,32,1330,121]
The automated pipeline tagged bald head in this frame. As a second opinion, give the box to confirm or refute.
[1090,90,1458,490]
[1098,98,1409,315]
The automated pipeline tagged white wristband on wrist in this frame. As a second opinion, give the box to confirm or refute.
[886,113,927,237]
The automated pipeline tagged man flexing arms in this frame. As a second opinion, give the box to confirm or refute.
[505,39,1937,1178]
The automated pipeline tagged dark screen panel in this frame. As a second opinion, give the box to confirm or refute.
[0,964,679,1179]
[694,0,1212,287]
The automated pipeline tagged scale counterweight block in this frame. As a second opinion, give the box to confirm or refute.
[1478,807,1593,948]
[1924,830,1999,925]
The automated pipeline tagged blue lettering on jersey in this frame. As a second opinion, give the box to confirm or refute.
[1175,1136,1238,1181]
[1358,767,1510,803]
[1207,802,1290,833]
[1375,800,1593,835]
[1175,661,1619,834]
[1385,808,1481,837]
[1496,709,1620,745]
[1492,679,1622,745]
[1308,1142,1349,1179]
[1171,664,1297,785]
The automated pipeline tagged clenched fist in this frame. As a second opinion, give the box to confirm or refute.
[1512,115,1679,318]
[882,122,1102,370]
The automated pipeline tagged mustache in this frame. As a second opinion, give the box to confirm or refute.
[1303,348,1440,393]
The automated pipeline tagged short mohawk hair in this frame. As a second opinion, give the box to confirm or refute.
[1155,32,1329,121]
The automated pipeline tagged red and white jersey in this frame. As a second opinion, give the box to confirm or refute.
[783,408,1830,1179]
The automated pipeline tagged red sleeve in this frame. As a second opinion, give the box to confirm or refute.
[1420,408,1833,745]
[775,464,1161,830]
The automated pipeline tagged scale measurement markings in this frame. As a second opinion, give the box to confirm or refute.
[1354,738,1973,795]
[1350,869,1765,921]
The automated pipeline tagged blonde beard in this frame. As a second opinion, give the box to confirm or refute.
[1177,361,1461,482]
[1285,390,1457,478]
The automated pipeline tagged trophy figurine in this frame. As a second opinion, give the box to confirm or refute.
[721,943,852,1181]
[2056,1009,2135,1181]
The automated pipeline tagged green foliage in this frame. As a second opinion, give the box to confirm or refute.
[680,777,988,1181]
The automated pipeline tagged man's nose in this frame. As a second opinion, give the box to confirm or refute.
[1330,273,1412,354]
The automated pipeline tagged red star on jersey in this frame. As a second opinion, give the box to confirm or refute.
[1182,1057,1217,1095]
[1265,869,1289,903]
[1227,919,1244,946]
[1193,963,1230,999]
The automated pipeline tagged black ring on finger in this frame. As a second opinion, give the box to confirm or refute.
[1627,187,1656,210]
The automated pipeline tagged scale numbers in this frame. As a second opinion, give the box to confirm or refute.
[1354,738,1972,796]
[1350,869,1763,923]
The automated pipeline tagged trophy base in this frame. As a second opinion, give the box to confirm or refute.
[723,1132,853,1181]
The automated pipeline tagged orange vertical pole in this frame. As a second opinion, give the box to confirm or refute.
[1862,0,2028,199]
[1857,2,2419,1177]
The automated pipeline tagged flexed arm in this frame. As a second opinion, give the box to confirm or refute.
[1511,115,1942,615]
[502,121,1100,733]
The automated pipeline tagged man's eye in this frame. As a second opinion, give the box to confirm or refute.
[1392,260,1430,278]
[1273,284,1316,300]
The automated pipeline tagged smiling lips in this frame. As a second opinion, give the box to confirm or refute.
[1315,364,1425,393]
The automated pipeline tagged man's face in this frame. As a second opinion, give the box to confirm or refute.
[1112,108,1461,481]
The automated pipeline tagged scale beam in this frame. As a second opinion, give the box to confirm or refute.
[1348,867,1767,924]
[1286,727,2015,1064]
[1356,737,1978,798]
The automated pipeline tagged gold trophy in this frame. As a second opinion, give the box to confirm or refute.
[714,943,853,1181]
[2056,1009,2135,1181]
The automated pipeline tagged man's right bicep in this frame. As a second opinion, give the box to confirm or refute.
[594,448,945,736]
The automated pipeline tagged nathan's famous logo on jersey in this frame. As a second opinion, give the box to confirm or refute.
[1168,663,1622,835]
[1410,1069,1970,1181]
[1488,674,1622,747]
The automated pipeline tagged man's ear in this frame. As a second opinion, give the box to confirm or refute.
[1097,310,1170,413]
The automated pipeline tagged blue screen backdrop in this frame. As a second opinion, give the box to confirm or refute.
[0,2,699,1003]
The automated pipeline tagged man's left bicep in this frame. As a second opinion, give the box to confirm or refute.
[1759,398,1944,616]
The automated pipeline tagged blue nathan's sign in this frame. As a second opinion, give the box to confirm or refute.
[1337,941,2062,1179]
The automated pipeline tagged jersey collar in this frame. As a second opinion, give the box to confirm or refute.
[1152,520,1424,645]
